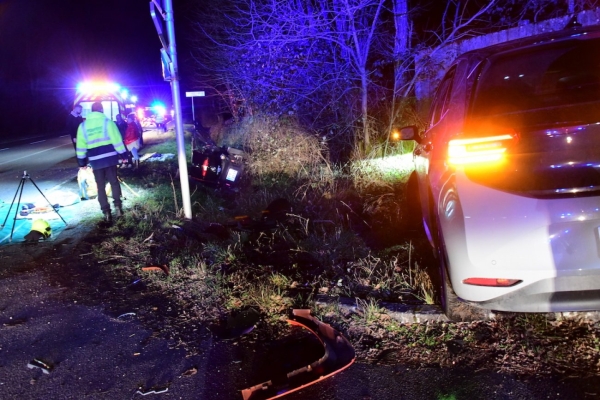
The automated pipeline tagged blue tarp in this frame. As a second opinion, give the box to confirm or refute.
[0,197,76,245]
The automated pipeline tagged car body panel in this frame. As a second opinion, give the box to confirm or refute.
[405,25,600,313]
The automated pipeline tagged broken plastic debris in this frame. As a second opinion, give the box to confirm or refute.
[141,265,170,276]
[241,309,355,400]
[27,359,52,374]
[117,312,136,319]
[136,387,169,396]
[181,367,198,377]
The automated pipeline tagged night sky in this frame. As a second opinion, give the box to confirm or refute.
[0,0,196,140]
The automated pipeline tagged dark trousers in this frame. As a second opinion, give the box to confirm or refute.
[92,165,122,212]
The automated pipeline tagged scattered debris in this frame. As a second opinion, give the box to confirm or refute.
[241,309,355,400]
[143,153,175,162]
[27,359,52,374]
[142,232,154,243]
[117,312,136,320]
[174,220,230,242]
[228,198,293,232]
[135,387,169,396]
[181,367,198,377]
[141,265,170,276]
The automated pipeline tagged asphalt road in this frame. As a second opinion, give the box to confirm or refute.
[0,135,77,206]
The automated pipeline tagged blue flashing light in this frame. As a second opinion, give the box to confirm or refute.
[152,102,167,116]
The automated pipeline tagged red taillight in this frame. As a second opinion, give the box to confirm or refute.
[463,278,521,287]
[448,134,514,166]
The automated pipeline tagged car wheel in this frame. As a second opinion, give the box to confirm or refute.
[435,217,489,322]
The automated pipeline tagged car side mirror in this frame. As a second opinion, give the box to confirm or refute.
[390,125,421,143]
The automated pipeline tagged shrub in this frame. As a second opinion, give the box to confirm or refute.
[223,114,328,181]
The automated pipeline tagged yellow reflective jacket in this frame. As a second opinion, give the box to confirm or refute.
[76,112,127,169]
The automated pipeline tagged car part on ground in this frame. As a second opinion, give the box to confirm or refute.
[241,309,355,400]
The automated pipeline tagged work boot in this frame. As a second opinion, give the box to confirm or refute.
[103,210,112,223]
[115,207,124,218]
[134,160,139,169]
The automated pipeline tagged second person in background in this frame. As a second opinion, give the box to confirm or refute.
[124,113,142,169]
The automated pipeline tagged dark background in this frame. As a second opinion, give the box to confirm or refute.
[0,0,198,142]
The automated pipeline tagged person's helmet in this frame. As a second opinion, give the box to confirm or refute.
[30,219,52,239]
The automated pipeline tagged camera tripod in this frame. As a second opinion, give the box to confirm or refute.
[1,171,67,243]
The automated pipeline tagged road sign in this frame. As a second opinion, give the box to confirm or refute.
[185,91,205,97]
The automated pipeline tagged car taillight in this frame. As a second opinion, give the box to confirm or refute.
[463,277,521,287]
[448,134,514,166]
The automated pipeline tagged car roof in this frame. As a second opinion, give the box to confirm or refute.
[460,24,600,60]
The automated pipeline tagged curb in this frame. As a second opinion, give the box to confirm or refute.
[315,295,600,324]
[314,295,449,323]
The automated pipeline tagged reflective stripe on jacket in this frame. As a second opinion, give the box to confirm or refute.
[76,112,126,169]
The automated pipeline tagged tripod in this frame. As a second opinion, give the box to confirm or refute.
[1,171,67,243]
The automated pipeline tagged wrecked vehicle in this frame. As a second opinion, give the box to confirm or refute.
[189,123,245,189]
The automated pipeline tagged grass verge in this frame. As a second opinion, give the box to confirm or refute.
[80,124,600,377]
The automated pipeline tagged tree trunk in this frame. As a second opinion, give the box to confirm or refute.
[393,0,409,96]
[386,0,410,156]
[361,67,369,149]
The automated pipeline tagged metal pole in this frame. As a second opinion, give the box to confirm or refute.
[191,97,195,122]
[164,0,192,219]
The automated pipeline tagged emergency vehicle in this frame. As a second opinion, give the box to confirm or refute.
[74,82,127,121]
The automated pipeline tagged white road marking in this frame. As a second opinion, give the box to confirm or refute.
[0,143,71,166]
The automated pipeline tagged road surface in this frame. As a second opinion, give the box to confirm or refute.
[0,135,77,206]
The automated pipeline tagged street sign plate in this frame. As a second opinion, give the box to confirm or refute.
[186,91,205,97]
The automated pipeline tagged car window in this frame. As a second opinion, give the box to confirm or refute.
[430,67,455,126]
[471,39,600,123]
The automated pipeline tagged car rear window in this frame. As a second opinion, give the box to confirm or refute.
[465,37,600,198]
[471,38,600,123]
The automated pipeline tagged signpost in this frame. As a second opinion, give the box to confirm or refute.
[150,0,192,219]
[185,91,205,121]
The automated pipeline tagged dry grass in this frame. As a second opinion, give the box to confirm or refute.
[223,114,330,182]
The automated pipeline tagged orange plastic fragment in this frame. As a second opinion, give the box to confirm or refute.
[141,265,170,275]
[241,309,355,400]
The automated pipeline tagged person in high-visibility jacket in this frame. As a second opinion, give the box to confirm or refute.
[76,101,128,223]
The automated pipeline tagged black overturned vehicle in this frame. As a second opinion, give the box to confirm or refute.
[189,122,245,190]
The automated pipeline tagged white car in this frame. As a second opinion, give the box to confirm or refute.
[400,23,600,320]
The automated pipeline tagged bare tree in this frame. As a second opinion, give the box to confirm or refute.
[190,0,389,151]
[188,0,600,158]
